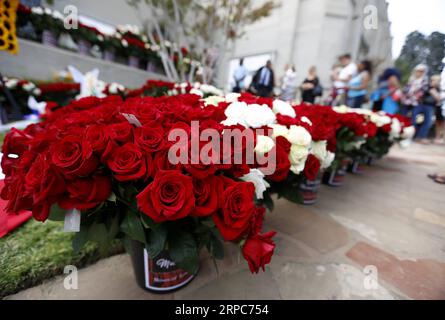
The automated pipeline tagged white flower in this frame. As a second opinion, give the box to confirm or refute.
[52,10,64,20]
[23,82,36,92]
[44,8,52,15]
[224,102,248,125]
[244,104,276,129]
[240,169,270,200]
[311,141,328,161]
[97,35,104,42]
[289,145,308,174]
[370,113,391,127]
[203,96,225,107]
[109,82,124,94]
[390,118,402,139]
[310,141,335,169]
[121,40,128,47]
[255,135,275,155]
[322,152,335,169]
[301,116,313,126]
[287,125,312,146]
[273,99,296,118]
[270,124,289,139]
[351,140,366,150]
[5,79,18,89]
[33,88,42,96]
[31,7,44,15]
[225,93,240,103]
[402,126,415,140]
[190,88,204,97]
[289,144,310,164]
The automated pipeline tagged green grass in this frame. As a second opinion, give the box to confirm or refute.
[0,220,123,298]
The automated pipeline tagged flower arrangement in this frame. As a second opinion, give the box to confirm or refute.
[1,93,279,292]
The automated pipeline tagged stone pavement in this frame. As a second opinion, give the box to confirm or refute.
[6,143,445,300]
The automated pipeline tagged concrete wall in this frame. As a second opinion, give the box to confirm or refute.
[0,39,166,88]
[220,0,394,92]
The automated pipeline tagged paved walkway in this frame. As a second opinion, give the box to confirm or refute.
[6,143,445,300]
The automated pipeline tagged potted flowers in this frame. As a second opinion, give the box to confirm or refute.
[1,94,277,293]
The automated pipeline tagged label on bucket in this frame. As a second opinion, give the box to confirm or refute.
[143,249,194,292]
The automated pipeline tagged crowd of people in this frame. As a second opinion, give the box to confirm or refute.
[231,54,445,146]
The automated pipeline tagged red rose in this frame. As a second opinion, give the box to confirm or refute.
[106,143,152,182]
[70,96,101,110]
[242,231,276,273]
[249,206,265,237]
[107,122,134,145]
[59,175,112,210]
[192,176,222,217]
[85,124,111,154]
[135,123,165,153]
[303,154,321,181]
[136,171,195,223]
[267,144,291,182]
[213,178,256,241]
[50,136,99,179]
[153,149,182,171]
[26,153,65,205]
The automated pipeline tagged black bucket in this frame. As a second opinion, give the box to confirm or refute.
[128,240,198,294]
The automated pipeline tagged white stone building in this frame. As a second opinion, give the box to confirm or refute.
[221,0,393,93]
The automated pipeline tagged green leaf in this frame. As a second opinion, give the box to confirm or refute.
[146,225,167,259]
[47,204,66,221]
[209,231,224,260]
[120,212,146,244]
[169,231,199,274]
[87,223,109,254]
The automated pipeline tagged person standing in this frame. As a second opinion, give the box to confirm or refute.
[301,66,322,104]
[333,54,358,105]
[251,60,275,98]
[232,58,248,93]
[280,64,298,102]
[346,60,372,109]
[401,64,428,117]
[412,73,441,143]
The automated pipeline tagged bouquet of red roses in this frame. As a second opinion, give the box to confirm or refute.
[1,94,277,292]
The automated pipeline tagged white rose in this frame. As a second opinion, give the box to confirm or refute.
[402,126,415,140]
[203,96,225,107]
[33,88,42,96]
[44,8,52,15]
[121,39,128,47]
[321,151,335,169]
[109,83,124,94]
[371,114,391,127]
[273,99,296,118]
[244,104,276,128]
[5,79,18,89]
[290,156,308,175]
[255,135,275,155]
[287,125,312,146]
[224,101,248,125]
[289,144,310,165]
[31,7,44,15]
[390,118,402,139]
[311,141,328,161]
[190,88,204,97]
[240,169,270,200]
[270,124,289,139]
[301,116,313,126]
[225,93,240,103]
[23,83,36,92]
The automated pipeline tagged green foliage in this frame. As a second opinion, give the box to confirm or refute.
[396,31,445,85]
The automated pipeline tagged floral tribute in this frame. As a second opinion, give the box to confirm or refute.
[1,84,415,275]
[1,94,278,274]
